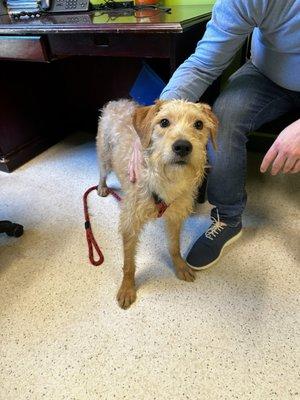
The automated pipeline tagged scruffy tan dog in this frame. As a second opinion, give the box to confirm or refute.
[96,99,218,309]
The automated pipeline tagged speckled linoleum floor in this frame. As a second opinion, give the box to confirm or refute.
[0,132,299,400]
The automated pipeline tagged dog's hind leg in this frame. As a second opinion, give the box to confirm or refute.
[97,158,110,197]
[97,129,111,197]
[165,216,195,282]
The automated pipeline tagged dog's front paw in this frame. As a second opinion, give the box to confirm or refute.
[176,264,195,282]
[97,186,109,197]
[117,286,137,309]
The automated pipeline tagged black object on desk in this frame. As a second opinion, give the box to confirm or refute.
[44,0,90,13]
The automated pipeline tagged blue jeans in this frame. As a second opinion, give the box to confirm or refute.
[207,61,300,226]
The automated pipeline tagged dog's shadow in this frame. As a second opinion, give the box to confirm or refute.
[134,211,262,290]
[134,222,270,331]
[135,214,211,288]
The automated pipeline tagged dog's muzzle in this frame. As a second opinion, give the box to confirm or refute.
[172,140,193,158]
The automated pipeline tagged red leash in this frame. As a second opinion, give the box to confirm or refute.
[83,185,168,266]
[83,186,121,266]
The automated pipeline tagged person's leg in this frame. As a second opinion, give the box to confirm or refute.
[208,61,297,224]
[187,61,297,269]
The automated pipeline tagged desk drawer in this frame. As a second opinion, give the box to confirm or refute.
[49,33,171,58]
[0,36,48,61]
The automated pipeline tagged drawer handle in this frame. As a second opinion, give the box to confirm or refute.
[0,156,9,163]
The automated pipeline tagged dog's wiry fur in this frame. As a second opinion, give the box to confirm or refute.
[96,99,218,309]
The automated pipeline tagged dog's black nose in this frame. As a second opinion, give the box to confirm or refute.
[172,140,193,157]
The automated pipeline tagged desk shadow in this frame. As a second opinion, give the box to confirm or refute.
[0,235,24,273]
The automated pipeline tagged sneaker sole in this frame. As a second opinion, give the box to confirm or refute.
[187,230,243,271]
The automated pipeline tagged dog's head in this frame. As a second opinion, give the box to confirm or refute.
[133,99,218,174]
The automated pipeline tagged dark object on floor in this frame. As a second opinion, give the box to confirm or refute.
[0,220,24,237]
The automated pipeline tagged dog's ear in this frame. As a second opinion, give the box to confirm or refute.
[199,104,219,150]
[133,100,163,148]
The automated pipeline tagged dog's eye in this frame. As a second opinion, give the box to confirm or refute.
[194,120,203,130]
[160,119,170,128]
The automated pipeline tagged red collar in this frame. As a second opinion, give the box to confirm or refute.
[152,192,168,218]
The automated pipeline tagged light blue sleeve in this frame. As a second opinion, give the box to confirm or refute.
[160,0,266,102]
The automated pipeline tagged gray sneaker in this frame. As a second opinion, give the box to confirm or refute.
[186,218,242,270]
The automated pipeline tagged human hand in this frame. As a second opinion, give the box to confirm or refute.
[128,137,143,183]
[260,119,300,175]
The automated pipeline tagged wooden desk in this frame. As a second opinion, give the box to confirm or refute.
[0,5,212,172]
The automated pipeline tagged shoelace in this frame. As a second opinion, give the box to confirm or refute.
[205,212,226,241]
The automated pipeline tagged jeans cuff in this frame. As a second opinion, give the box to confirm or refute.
[210,208,242,227]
